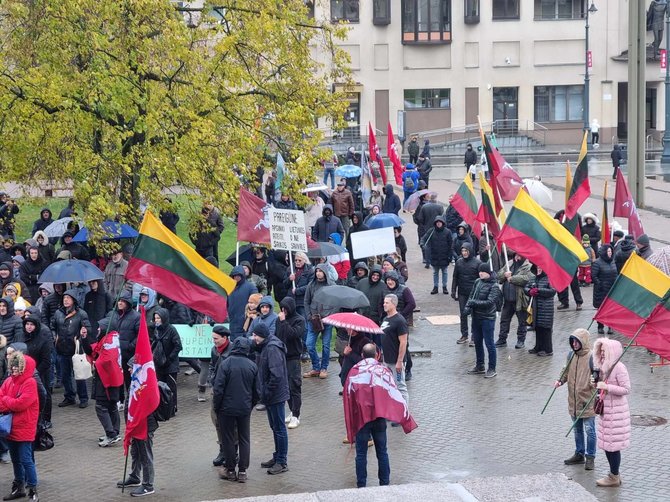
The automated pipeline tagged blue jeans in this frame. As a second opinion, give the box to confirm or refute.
[432,266,448,288]
[472,317,496,371]
[8,441,37,488]
[306,323,332,371]
[323,168,335,189]
[265,403,288,466]
[57,353,88,403]
[355,418,390,487]
[572,416,596,457]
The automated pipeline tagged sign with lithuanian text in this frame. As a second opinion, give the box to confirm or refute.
[175,324,228,359]
[268,208,307,252]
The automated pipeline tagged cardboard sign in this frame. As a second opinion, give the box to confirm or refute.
[268,208,307,252]
[175,324,228,359]
[350,227,396,259]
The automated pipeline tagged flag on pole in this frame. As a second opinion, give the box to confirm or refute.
[601,181,610,245]
[275,153,285,191]
[387,121,403,185]
[641,290,670,360]
[479,126,523,206]
[613,167,645,238]
[497,189,588,291]
[91,331,124,389]
[236,188,271,243]
[360,145,373,206]
[476,174,503,237]
[451,174,481,236]
[125,211,234,322]
[368,123,387,185]
[565,161,573,208]
[565,132,591,219]
[123,306,160,455]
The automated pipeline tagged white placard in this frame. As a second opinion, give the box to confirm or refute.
[350,227,396,259]
[268,208,307,252]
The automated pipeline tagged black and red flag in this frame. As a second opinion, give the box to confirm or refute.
[565,132,591,220]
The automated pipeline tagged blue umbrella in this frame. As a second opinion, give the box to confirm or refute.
[335,164,362,178]
[39,259,104,283]
[366,213,405,229]
[72,221,139,242]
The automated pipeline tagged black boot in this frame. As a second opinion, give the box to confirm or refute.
[212,446,226,467]
[3,481,26,501]
[27,487,38,502]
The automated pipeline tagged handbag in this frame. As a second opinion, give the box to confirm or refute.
[594,386,606,416]
[0,413,12,438]
[33,420,54,451]
[310,314,324,333]
[72,338,93,381]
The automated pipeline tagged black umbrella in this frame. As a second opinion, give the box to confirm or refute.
[312,285,370,310]
[225,245,277,268]
[306,242,347,258]
[39,259,104,283]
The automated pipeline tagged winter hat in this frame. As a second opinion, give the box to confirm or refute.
[613,230,625,238]
[328,232,342,246]
[636,234,650,246]
[382,256,395,267]
[4,284,17,294]
[13,298,27,312]
[8,351,26,374]
[11,256,24,265]
[405,163,415,170]
[62,231,74,239]
[624,234,634,241]
[0,263,10,272]
[212,325,231,338]
[252,323,270,339]
[478,263,492,274]
[582,234,590,244]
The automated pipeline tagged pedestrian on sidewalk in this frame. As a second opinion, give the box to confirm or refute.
[592,245,617,335]
[209,325,233,467]
[610,145,623,180]
[464,143,477,181]
[420,215,452,295]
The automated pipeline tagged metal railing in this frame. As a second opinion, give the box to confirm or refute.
[408,120,548,149]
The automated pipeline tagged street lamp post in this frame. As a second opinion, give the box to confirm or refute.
[584,1,598,138]
[662,8,670,164]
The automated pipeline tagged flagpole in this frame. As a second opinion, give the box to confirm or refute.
[235,241,240,266]
[121,452,130,494]
[288,251,296,290]
[541,352,575,415]
[484,224,493,272]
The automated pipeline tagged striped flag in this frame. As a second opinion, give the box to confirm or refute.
[498,189,588,291]
[601,181,610,245]
[126,210,235,322]
[561,161,581,240]
[565,132,591,219]
[594,253,670,336]
[642,290,670,360]
[475,173,504,237]
[451,174,481,235]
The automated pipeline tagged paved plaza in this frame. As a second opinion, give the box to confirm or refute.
[5,173,670,501]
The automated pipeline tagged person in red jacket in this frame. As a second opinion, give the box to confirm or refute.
[0,352,39,501]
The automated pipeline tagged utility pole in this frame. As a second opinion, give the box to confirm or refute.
[628,0,646,207]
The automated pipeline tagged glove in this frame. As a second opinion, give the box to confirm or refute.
[451,293,457,300]
[596,381,607,390]
[466,300,474,308]
[554,380,562,388]
[463,307,472,317]
[529,287,539,297]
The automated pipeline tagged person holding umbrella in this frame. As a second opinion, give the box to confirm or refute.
[302,264,337,379]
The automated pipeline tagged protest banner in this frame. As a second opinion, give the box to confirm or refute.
[268,208,308,252]
[175,324,228,359]
[350,227,396,259]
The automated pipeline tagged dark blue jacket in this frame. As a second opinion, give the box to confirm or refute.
[382,184,401,215]
[212,338,259,416]
[227,266,258,339]
[256,334,290,405]
[285,263,314,310]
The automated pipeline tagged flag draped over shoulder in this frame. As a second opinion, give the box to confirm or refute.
[125,210,234,322]
[368,123,387,185]
[386,122,403,185]
[343,359,417,444]
[601,181,610,245]
[498,189,588,291]
[451,175,480,234]
[123,307,159,455]
[476,174,503,237]
[91,331,124,389]
[594,253,670,336]
[565,132,591,219]
[641,291,670,360]
[613,167,645,239]
[237,188,271,243]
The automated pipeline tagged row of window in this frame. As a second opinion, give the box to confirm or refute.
[403,86,584,123]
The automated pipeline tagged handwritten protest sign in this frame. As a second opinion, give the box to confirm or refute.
[175,324,228,359]
[268,208,307,252]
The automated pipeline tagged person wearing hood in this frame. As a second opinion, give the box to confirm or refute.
[57,231,89,261]
[213,337,259,483]
[32,231,55,265]
[159,198,180,234]
[275,297,305,430]
[312,204,344,243]
[417,153,432,187]
[0,351,40,502]
[251,323,290,475]
[3,283,30,311]
[136,286,158,323]
[240,260,267,295]
[207,325,234,467]
[303,264,336,379]
[33,284,52,315]
[347,262,369,289]
[330,181,355,235]
[412,191,431,259]
[416,193,444,266]
[554,329,597,472]
[407,135,419,164]
[363,204,382,225]
[247,295,278,338]
[31,208,53,236]
[251,247,277,298]
[464,143,477,181]
[420,215,453,295]
[366,186,384,211]
[40,283,65,327]
[635,233,652,259]
[401,163,420,204]
[495,253,533,349]
[591,337,631,487]
[159,295,192,325]
[11,255,24,279]
[453,222,474,258]
[284,251,313,321]
[19,247,46,303]
[227,265,258,341]
[357,265,384,327]
[614,234,636,273]
[0,297,24,345]
[104,247,130,299]
[0,194,19,239]
[592,244,617,334]
[151,308,182,418]
[610,144,623,180]
[524,265,556,356]
[51,289,91,407]
[345,212,368,259]
[581,213,601,255]
[380,271,416,325]
[452,243,482,343]
[104,290,140,394]
[381,184,401,215]
[0,263,30,305]
[243,293,263,334]
[58,198,75,219]
[22,313,53,430]
[393,227,407,263]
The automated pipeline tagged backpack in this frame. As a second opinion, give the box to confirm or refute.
[403,175,415,191]
[154,381,174,422]
[151,337,167,369]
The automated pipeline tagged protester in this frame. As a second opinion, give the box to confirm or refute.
[22,314,53,431]
[208,325,233,467]
[635,234,652,259]
[451,243,482,344]
[303,264,336,379]
[19,247,47,303]
[357,265,384,332]
[363,204,382,225]
[420,215,452,295]
[104,247,130,299]
[393,227,407,263]
[0,297,24,344]
[380,294,409,407]
[407,135,419,164]
[401,164,420,204]
[150,308,182,417]
[275,297,305,430]
[577,234,596,286]
[83,279,113,336]
[464,143,477,181]
[614,234,636,273]
[32,231,55,265]
[416,154,432,187]
[524,265,556,356]
[495,253,533,349]
[331,181,355,235]
[610,144,623,180]
[247,295,278,338]
[31,209,53,236]
[581,213,601,256]
[227,266,259,341]
[381,184,400,215]
[345,212,368,259]
[346,262,369,289]
[452,222,474,258]
[273,192,298,211]
[312,204,344,243]
[591,245,617,335]
[240,260,267,296]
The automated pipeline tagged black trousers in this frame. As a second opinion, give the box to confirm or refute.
[219,414,250,472]
[458,294,470,337]
[534,326,553,354]
[498,300,527,342]
[286,359,302,418]
[558,273,583,306]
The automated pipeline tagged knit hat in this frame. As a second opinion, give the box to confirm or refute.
[252,323,270,339]
[11,256,24,265]
[212,325,231,337]
[636,234,650,246]
[613,230,624,238]
[382,256,395,267]
[582,234,590,244]
[478,263,492,274]
[624,234,634,241]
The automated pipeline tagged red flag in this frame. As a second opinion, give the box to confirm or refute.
[613,168,645,239]
[565,132,591,219]
[386,122,403,185]
[91,331,124,389]
[343,358,417,444]
[237,188,271,243]
[641,291,670,360]
[367,123,387,185]
[480,132,523,208]
[124,307,160,455]
[601,181,610,245]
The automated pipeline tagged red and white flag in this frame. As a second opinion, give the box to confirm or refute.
[386,121,403,185]
[91,330,124,389]
[343,358,417,444]
[123,307,160,455]
[613,168,645,239]
[368,122,387,185]
[237,188,271,243]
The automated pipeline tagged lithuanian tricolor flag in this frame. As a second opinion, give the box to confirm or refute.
[565,131,591,220]
[498,189,588,291]
[476,173,505,237]
[641,291,670,360]
[451,174,480,233]
[126,210,235,322]
[594,253,670,336]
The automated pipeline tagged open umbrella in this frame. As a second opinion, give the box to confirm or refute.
[313,286,369,310]
[403,189,436,212]
[301,183,330,193]
[39,259,104,283]
[648,246,670,275]
[225,245,277,268]
[522,179,553,207]
[366,213,405,229]
[72,221,139,242]
[335,164,362,178]
[306,242,347,258]
[43,217,82,239]
[322,312,383,334]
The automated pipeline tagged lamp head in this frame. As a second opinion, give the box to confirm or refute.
[588,2,598,14]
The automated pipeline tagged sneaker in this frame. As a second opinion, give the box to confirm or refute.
[184,368,196,376]
[117,401,124,411]
[557,304,570,310]
[99,436,117,447]
[576,303,583,311]
[255,403,266,411]
[607,327,614,334]
[514,341,525,349]
[43,421,52,430]
[110,435,121,444]
[494,339,507,347]
[537,351,553,357]
[117,477,142,488]
[319,369,328,379]
[564,453,585,465]
[405,370,412,381]
[78,401,89,409]
[3,482,25,501]
[484,369,497,378]
[585,456,595,471]
[212,451,226,467]
[528,348,539,354]
[284,412,293,424]
[26,488,37,502]
[219,468,237,481]
[424,264,430,269]
[261,458,276,468]
[456,336,468,344]
[197,392,207,402]
[287,416,300,429]
[237,471,247,483]
[468,340,475,347]
[58,399,76,408]
[303,369,320,378]
[597,327,605,335]
[467,366,485,375]
[0,452,9,464]
[130,486,155,497]
[267,463,288,475]
[430,287,438,295]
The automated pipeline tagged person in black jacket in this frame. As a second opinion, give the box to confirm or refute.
[151,308,182,418]
[611,144,623,180]
[40,283,65,328]
[19,247,47,303]
[524,265,556,357]
[207,325,233,467]
[31,208,53,235]
[464,143,477,181]
[312,205,344,243]
[251,323,290,475]
[83,279,113,335]
[592,244,617,334]
[159,198,180,234]
[275,297,305,430]
[213,337,259,483]
[338,329,372,388]
[22,315,53,426]
[346,212,368,259]
[0,297,23,345]
[381,184,400,215]
[284,252,313,319]
[420,215,453,295]
[465,263,503,378]
[104,291,139,393]
[51,289,91,407]
[451,243,482,344]
[0,263,30,304]
[614,234,636,273]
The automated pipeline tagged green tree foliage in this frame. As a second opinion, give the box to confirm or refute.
[0,0,350,239]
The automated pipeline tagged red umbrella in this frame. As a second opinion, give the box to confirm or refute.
[322,313,384,334]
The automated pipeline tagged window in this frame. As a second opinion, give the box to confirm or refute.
[534,0,584,20]
[305,1,315,18]
[331,0,359,23]
[373,0,391,25]
[464,0,480,24]
[534,85,584,122]
[402,0,451,43]
[404,89,451,109]
[492,0,519,20]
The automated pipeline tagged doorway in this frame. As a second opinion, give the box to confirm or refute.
[493,87,518,135]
